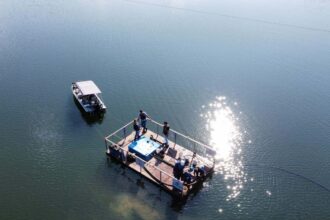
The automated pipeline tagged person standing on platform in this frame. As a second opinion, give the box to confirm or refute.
[138,110,150,133]
[163,121,170,146]
[133,119,140,141]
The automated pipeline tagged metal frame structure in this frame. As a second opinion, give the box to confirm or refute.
[104,119,216,195]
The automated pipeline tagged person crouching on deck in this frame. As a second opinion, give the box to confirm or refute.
[133,119,140,141]
[138,110,150,133]
[163,121,170,146]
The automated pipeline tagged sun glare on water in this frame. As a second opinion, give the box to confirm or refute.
[201,96,247,200]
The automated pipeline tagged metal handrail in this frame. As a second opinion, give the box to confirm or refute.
[104,118,218,192]
[105,118,216,157]
[149,119,216,155]
[105,120,134,139]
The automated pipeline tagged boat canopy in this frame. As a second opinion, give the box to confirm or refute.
[76,80,101,95]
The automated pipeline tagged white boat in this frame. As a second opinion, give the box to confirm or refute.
[71,80,107,113]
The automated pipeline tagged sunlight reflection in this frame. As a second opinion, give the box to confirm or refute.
[202,96,247,200]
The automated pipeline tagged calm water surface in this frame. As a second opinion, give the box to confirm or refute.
[0,0,330,219]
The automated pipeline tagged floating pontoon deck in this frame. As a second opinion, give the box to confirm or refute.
[104,119,216,197]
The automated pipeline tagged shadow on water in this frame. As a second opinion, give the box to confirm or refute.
[72,96,105,125]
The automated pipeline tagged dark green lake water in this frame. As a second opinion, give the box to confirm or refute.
[1,0,330,219]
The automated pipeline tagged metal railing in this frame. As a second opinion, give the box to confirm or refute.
[105,135,180,190]
[104,119,217,191]
[149,119,216,159]
[105,119,216,159]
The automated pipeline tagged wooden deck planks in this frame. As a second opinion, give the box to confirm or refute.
[113,129,213,193]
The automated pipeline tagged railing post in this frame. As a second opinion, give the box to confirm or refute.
[156,124,159,139]
[174,133,177,149]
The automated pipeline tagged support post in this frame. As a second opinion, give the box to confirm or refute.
[123,127,126,139]
[174,133,177,149]
[156,125,159,139]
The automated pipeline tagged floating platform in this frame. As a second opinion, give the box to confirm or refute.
[104,119,216,197]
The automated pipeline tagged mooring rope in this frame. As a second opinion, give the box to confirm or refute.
[242,163,330,194]
[123,0,330,34]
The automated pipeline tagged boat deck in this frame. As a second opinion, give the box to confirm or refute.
[72,81,106,113]
[105,120,216,197]
[120,130,187,191]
